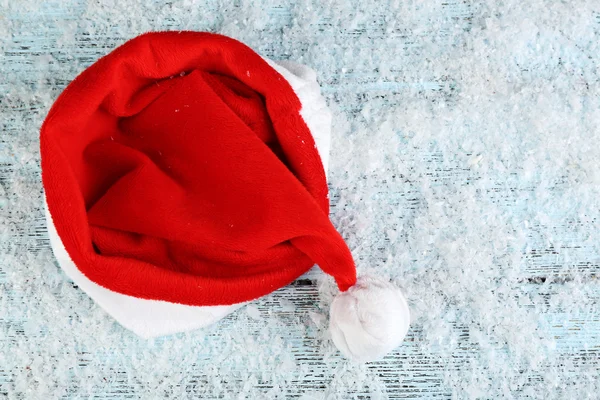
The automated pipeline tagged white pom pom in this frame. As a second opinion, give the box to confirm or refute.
[329,275,410,362]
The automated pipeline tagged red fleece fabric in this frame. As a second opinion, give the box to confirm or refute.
[41,31,357,306]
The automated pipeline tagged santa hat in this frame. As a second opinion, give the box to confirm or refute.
[40,31,410,362]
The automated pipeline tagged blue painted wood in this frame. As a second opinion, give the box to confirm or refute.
[1,0,599,398]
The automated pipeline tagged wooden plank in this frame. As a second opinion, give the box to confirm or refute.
[1,0,600,398]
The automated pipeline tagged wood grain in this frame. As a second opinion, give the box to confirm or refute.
[1,1,599,398]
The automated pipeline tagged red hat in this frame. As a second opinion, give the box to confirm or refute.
[41,31,410,362]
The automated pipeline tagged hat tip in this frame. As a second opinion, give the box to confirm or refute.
[329,275,410,363]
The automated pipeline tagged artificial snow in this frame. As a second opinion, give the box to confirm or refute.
[1,0,600,398]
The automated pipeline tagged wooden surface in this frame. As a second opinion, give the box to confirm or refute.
[1,1,600,398]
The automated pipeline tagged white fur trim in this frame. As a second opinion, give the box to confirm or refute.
[45,202,243,339]
[329,276,411,362]
[269,59,332,173]
[45,59,332,339]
